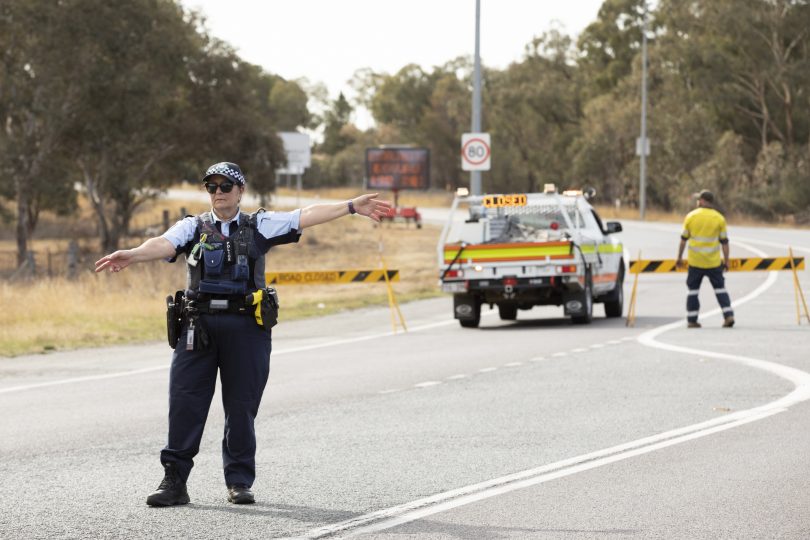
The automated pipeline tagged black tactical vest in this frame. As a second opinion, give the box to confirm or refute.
[184,210,266,296]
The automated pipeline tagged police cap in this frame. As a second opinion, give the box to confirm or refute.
[202,162,246,185]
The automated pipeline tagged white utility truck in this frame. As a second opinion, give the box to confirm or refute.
[437,186,625,327]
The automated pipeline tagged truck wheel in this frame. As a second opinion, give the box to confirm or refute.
[459,317,480,328]
[498,304,517,320]
[604,266,624,318]
[571,273,593,325]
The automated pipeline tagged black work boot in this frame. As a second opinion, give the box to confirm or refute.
[146,462,190,507]
[227,484,255,504]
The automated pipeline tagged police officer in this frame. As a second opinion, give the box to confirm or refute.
[676,189,734,328]
[95,162,391,506]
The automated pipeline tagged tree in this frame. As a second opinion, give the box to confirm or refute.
[62,0,206,252]
[319,92,354,155]
[489,31,581,195]
[60,0,290,251]
[370,64,435,140]
[182,42,287,203]
[577,0,648,97]
[658,0,810,154]
[0,0,80,268]
[268,77,310,131]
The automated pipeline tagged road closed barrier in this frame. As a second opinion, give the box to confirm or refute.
[265,269,399,285]
[629,257,804,273]
[626,250,808,326]
[265,269,406,332]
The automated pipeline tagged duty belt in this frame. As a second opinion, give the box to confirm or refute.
[184,296,249,315]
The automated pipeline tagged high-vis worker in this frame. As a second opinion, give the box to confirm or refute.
[676,190,734,328]
[95,161,391,507]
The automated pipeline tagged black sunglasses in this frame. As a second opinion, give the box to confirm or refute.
[204,181,236,194]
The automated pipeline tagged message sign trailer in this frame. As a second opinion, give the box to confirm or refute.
[365,147,429,227]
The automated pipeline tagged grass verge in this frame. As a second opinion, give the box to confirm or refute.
[0,217,442,357]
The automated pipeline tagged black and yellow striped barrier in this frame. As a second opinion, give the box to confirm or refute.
[626,251,808,327]
[629,257,805,274]
[265,269,400,285]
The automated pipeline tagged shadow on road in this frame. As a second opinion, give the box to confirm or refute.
[180,501,359,523]
[474,317,648,331]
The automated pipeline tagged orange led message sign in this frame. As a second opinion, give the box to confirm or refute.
[365,147,430,190]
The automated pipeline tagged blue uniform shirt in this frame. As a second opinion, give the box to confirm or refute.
[162,207,302,258]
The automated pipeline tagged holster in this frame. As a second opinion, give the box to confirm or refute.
[166,290,185,349]
[246,287,279,333]
[260,287,279,331]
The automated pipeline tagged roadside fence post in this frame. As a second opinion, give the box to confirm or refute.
[67,240,79,281]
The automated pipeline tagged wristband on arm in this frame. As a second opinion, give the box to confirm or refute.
[348,200,357,215]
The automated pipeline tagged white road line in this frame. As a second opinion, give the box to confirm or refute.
[378,389,400,395]
[731,236,810,254]
[551,352,567,357]
[571,348,588,353]
[313,412,781,539]
[478,367,497,373]
[503,362,523,368]
[0,365,169,395]
[606,340,622,345]
[445,374,468,381]
[0,311,501,395]
[292,241,810,540]
[414,381,442,389]
[590,344,605,349]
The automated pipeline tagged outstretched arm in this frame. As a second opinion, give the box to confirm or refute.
[299,193,392,229]
[94,236,176,273]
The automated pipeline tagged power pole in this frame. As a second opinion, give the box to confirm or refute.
[470,0,482,196]
[638,1,649,220]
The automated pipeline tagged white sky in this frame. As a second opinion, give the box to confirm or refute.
[179,0,605,98]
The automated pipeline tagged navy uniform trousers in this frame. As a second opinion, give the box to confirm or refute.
[686,265,734,323]
[160,312,271,487]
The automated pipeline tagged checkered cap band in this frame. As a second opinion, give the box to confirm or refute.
[204,163,246,185]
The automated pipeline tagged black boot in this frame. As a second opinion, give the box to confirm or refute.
[227,484,255,504]
[146,462,190,507]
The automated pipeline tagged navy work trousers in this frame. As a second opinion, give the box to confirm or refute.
[160,313,271,487]
[686,265,733,323]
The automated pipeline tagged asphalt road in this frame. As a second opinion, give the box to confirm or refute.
[1,218,808,539]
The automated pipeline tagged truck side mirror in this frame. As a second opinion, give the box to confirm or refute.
[605,221,622,234]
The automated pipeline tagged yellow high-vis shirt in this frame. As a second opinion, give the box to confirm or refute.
[681,207,728,269]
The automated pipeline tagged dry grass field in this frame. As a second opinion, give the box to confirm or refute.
[0,201,441,356]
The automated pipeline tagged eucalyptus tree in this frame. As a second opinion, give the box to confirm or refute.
[0,0,80,268]
[488,31,582,195]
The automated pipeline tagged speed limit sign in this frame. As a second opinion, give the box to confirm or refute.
[461,132,491,171]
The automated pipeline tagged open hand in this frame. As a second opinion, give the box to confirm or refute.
[95,250,135,273]
[352,193,393,223]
